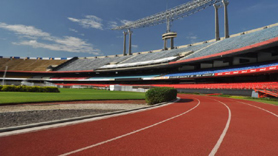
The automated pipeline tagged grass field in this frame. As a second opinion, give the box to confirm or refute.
[180,92,278,106]
[0,88,145,104]
[228,96,278,106]
[209,94,278,106]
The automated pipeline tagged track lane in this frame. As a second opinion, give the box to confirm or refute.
[230,98,278,115]
[66,95,229,156]
[0,96,198,156]
[1,95,276,156]
[210,97,278,155]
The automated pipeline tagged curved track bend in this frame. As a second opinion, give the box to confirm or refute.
[0,94,277,156]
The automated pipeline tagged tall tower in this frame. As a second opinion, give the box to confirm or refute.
[223,0,230,38]
[128,29,133,55]
[214,4,220,41]
[123,31,127,55]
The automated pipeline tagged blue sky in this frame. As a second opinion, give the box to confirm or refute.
[0,0,278,58]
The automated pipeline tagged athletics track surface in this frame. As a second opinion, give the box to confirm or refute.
[1,94,277,156]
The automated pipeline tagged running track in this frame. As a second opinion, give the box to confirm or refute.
[1,94,278,156]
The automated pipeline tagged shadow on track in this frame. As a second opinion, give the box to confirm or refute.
[175,99,194,103]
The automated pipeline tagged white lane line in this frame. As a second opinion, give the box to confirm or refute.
[0,98,180,137]
[234,100,278,118]
[59,98,201,156]
[209,99,232,156]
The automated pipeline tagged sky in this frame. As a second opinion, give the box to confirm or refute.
[0,0,278,58]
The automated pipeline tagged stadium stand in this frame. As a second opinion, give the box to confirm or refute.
[56,55,131,71]
[119,42,211,64]
[48,62,278,82]
[55,43,210,71]
[179,24,278,61]
[1,23,278,98]
[0,58,67,71]
[52,24,278,72]
[53,82,278,92]
[165,62,278,78]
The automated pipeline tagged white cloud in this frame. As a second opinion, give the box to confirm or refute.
[186,33,198,44]
[121,20,133,25]
[68,15,103,30]
[0,22,100,55]
[0,23,50,38]
[69,28,78,33]
[108,21,118,29]
[132,45,138,48]
[13,37,100,54]
[107,19,133,29]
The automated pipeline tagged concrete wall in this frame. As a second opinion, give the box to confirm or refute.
[213,60,230,68]
[233,57,257,65]
[200,63,213,69]
[258,52,278,62]
[178,89,253,96]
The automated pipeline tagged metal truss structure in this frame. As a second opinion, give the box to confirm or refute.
[112,0,223,31]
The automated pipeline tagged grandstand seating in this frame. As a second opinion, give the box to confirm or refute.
[99,56,177,69]
[50,75,160,81]
[163,62,278,78]
[55,24,278,71]
[181,25,278,61]
[151,82,278,90]
[120,43,211,64]
[54,82,278,91]
[57,56,131,71]
[56,43,210,71]
[0,58,66,71]
[50,62,278,82]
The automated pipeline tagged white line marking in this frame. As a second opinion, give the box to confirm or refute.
[235,100,278,118]
[0,99,181,137]
[209,99,232,156]
[59,99,201,156]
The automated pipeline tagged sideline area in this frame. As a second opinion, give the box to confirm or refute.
[1,94,277,155]
[0,88,145,104]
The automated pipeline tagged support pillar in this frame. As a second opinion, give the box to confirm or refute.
[223,0,229,38]
[128,29,132,55]
[214,4,220,41]
[164,39,167,50]
[170,37,174,49]
[123,31,127,55]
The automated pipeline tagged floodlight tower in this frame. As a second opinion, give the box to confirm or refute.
[123,31,127,55]
[223,0,229,38]
[214,3,220,41]
[128,29,133,55]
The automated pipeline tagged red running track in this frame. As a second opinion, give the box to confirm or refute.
[0,94,277,156]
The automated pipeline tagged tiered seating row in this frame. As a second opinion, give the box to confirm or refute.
[55,82,278,91]
[57,43,210,71]
[162,62,278,79]
[99,57,177,69]
[51,62,278,81]
[56,24,278,71]
[50,75,160,81]
[121,43,211,64]
[150,82,278,90]
[57,56,131,71]
[0,58,66,71]
[181,26,278,61]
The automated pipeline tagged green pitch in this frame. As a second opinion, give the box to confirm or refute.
[0,88,145,104]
